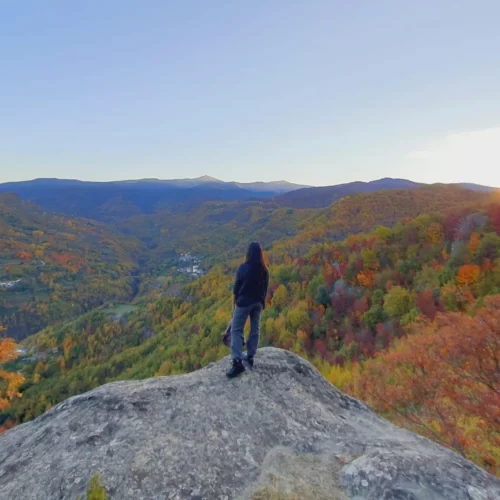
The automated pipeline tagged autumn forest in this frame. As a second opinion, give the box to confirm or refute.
[0,181,499,477]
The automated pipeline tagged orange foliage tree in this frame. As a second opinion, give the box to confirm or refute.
[456,264,481,286]
[348,297,500,475]
[0,326,24,416]
[357,270,375,288]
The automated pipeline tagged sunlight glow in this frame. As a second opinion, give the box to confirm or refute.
[408,127,500,186]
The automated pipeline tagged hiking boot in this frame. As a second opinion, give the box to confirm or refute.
[226,359,245,378]
[244,354,254,369]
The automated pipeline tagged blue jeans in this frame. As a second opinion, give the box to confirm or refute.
[231,303,263,360]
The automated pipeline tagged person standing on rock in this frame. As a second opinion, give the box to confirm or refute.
[227,242,269,378]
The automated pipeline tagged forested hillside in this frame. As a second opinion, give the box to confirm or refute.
[0,184,493,342]
[3,186,499,475]
[341,298,500,477]
[0,195,311,337]
[0,194,142,339]
[119,200,312,270]
[121,185,491,270]
[272,184,490,255]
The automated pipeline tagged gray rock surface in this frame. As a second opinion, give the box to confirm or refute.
[0,347,498,499]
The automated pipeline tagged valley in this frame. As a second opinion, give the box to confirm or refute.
[1,177,499,477]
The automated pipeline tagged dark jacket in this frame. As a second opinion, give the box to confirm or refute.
[233,262,269,309]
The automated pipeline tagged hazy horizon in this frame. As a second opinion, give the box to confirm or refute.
[2,1,500,186]
[2,174,499,190]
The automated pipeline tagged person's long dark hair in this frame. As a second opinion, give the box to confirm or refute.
[246,241,268,274]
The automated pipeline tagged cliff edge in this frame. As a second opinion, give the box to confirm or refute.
[0,348,498,499]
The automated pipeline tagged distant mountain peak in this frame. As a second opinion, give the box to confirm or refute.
[193,175,223,183]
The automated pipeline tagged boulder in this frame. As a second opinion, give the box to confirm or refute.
[0,347,498,499]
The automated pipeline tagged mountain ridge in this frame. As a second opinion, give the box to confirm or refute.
[0,177,305,219]
[1,176,497,218]
[273,178,499,209]
[0,176,307,190]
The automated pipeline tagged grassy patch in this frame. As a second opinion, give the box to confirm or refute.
[102,303,137,316]
[156,275,170,283]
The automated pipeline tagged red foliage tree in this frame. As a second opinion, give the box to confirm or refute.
[487,203,500,234]
[416,289,438,320]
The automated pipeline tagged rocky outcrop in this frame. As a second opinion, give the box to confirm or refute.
[0,348,498,499]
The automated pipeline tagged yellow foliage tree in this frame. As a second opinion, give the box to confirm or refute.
[0,326,24,413]
[326,363,358,391]
[427,222,444,244]
[468,232,481,257]
[271,285,288,309]
[286,301,309,331]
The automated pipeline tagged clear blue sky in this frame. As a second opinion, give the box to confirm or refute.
[1,1,500,186]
